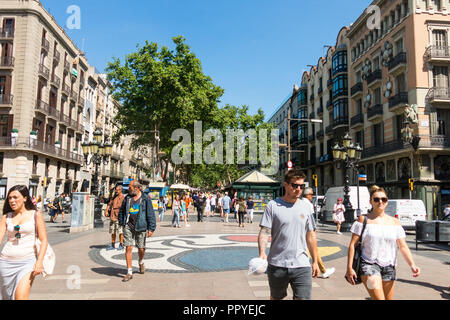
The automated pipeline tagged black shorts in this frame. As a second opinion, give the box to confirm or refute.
[267,265,312,300]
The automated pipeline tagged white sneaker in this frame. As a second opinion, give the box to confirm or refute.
[322,267,336,279]
[186,224,190,228]
[337,231,342,235]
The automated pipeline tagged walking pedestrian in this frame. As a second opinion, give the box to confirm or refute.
[246,197,254,224]
[222,193,231,223]
[196,193,206,222]
[258,170,320,300]
[158,196,165,222]
[205,194,211,218]
[181,194,189,227]
[172,195,181,228]
[0,185,49,300]
[211,194,216,216]
[105,185,125,251]
[51,194,65,223]
[218,193,224,221]
[345,186,420,300]
[237,197,247,228]
[303,187,336,279]
[118,181,156,282]
[333,198,345,235]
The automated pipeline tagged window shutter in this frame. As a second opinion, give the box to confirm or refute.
[7,114,13,137]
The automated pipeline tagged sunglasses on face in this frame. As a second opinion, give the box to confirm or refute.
[290,183,306,190]
[373,197,388,203]
[14,225,21,239]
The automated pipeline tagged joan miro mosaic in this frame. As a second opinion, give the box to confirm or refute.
[89,234,347,273]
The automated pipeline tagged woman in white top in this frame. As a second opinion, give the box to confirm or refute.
[0,185,48,300]
[345,186,420,300]
[333,198,346,235]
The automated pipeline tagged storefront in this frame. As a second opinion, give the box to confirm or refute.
[144,182,169,210]
[232,170,280,214]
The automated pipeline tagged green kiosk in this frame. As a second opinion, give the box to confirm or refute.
[232,170,280,214]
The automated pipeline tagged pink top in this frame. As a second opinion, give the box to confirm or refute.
[0,212,37,262]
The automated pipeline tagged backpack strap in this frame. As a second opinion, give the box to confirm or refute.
[359,215,368,241]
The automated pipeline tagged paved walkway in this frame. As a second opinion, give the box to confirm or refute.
[3,210,450,300]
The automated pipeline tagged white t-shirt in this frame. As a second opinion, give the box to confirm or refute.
[350,221,406,267]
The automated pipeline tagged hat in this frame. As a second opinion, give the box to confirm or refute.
[338,198,343,201]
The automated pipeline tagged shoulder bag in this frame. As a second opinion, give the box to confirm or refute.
[34,211,56,277]
[352,215,368,285]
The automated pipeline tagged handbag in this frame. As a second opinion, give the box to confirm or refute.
[34,211,56,277]
[352,215,368,285]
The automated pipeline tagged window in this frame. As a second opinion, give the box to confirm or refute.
[355,130,364,148]
[394,114,405,140]
[0,115,9,138]
[433,66,448,88]
[373,56,380,71]
[298,124,307,142]
[332,51,348,75]
[0,152,3,173]
[356,71,362,83]
[437,109,449,136]
[298,89,307,105]
[333,99,348,124]
[395,38,404,55]
[395,73,407,93]
[433,29,448,48]
[357,99,363,115]
[372,123,384,147]
[333,74,348,98]
[374,87,382,105]
[0,178,7,200]
[32,155,38,175]
[3,19,15,36]
[298,107,307,119]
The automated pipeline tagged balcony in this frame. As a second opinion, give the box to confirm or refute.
[70,91,78,102]
[35,99,60,120]
[327,78,333,88]
[0,137,83,163]
[351,82,363,97]
[362,139,407,159]
[317,129,324,139]
[0,56,14,68]
[366,69,382,87]
[310,93,315,102]
[389,92,408,113]
[38,63,50,80]
[78,96,85,107]
[426,87,450,106]
[388,52,407,75]
[367,104,384,121]
[62,83,70,96]
[319,153,333,163]
[0,94,13,106]
[333,65,347,76]
[332,117,349,129]
[326,99,333,110]
[0,28,14,39]
[325,125,334,136]
[53,50,60,64]
[426,46,450,62]
[59,113,71,127]
[418,135,450,148]
[317,106,323,115]
[50,74,61,88]
[351,113,364,128]
[64,60,70,73]
[41,38,50,52]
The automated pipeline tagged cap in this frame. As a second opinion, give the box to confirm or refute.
[338,198,343,201]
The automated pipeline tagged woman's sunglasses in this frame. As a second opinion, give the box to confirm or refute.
[14,225,21,239]
[373,197,388,203]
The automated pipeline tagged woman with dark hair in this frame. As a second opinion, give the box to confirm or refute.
[345,186,420,300]
[0,185,49,300]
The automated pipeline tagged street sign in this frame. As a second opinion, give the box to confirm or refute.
[358,174,367,181]
[287,161,293,169]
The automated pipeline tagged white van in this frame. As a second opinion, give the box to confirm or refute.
[384,199,428,230]
[320,187,371,223]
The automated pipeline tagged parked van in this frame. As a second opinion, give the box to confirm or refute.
[384,199,428,230]
[320,187,371,223]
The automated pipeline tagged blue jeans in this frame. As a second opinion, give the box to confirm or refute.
[158,209,165,222]
[172,209,180,226]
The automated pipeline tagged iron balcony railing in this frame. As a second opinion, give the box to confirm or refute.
[38,63,50,79]
[362,139,407,159]
[388,52,407,71]
[0,94,13,105]
[368,104,383,119]
[332,117,349,128]
[41,38,50,52]
[366,69,382,85]
[389,92,409,110]
[351,113,364,127]
[51,74,61,88]
[62,83,71,95]
[426,45,450,60]
[426,87,450,102]
[351,82,363,96]
[53,50,60,63]
[317,129,324,139]
[0,56,14,67]
[325,125,334,135]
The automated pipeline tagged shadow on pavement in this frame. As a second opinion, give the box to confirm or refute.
[90,245,108,249]
[91,267,126,279]
[397,279,450,300]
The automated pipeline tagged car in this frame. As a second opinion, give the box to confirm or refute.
[384,199,428,230]
[320,186,371,223]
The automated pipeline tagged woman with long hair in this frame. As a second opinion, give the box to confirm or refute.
[0,185,48,300]
[345,186,420,300]
[171,194,181,228]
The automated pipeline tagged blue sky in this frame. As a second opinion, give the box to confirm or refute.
[41,0,369,120]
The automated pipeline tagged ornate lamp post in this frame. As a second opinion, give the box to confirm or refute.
[81,129,113,228]
[332,133,363,231]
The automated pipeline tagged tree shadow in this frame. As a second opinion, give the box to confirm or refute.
[91,267,126,279]
[397,279,450,300]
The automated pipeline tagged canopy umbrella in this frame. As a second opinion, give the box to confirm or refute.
[169,183,191,190]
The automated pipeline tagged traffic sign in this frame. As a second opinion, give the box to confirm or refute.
[287,161,293,169]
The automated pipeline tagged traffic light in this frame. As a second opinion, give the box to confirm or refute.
[41,177,47,188]
[409,178,414,191]
[312,174,318,188]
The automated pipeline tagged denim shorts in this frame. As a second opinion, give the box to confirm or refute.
[267,265,312,300]
[360,260,396,282]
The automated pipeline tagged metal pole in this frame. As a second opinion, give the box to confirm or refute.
[93,156,104,228]
[356,166,361,217]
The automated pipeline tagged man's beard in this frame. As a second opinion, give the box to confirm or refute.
[129,190,136,196]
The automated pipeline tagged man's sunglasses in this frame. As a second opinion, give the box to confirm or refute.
[373,197,388,203]
[290,183,306,190]
[14,225,21,239]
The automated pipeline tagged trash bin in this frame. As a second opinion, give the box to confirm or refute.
[416,221,437,242]
[437,221,450,242]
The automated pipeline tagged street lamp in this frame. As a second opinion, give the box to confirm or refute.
[82,129,113,228]
[332,133,364,231]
